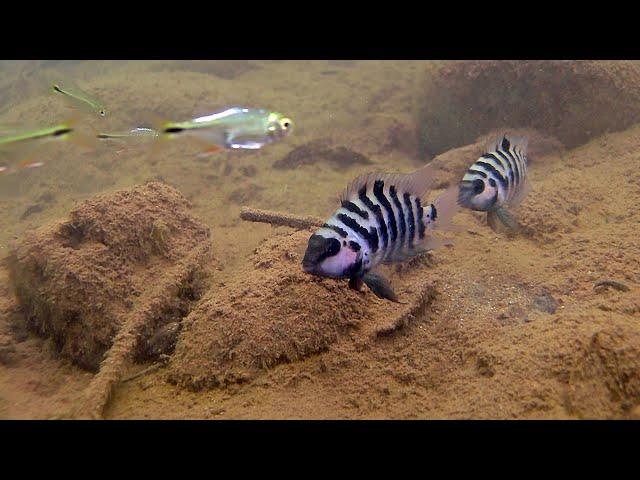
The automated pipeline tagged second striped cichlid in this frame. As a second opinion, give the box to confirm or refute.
[154,107,293,153]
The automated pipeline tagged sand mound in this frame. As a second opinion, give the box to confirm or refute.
[415,60,640,157]
[8,182,211,371]
[168,229,438,390]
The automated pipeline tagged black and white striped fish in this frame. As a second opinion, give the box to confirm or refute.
[302,164,459,302]
[458,135,530,232]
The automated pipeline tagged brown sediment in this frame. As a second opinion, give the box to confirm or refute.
[7,182,211,371]
[240,206,325,230]
[2,61,640,420]
[75,242,210,419]
[168,229,437,391]
[274,139,372,170]
[415,60,640,156]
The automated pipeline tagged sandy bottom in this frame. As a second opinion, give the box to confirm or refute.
[0,60,639,419]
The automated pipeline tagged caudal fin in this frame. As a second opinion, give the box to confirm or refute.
[429,185,462,232]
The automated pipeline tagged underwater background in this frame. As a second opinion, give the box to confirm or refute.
[0,60,639,419]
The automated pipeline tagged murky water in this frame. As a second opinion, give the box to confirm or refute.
[1,60,639,419]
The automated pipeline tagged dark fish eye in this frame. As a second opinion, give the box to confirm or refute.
[473,179,485,194]
[283,122,290,128]
[327,239,341,256]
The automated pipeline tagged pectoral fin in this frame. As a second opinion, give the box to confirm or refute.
[487,207,520,233]
[362,272,401,303]
[349,275,364,291]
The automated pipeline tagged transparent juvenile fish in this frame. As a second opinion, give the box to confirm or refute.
[302,164,459,302]
[458,134,530,232]
[0,120,96,174]
[50,80,107,117]
[152,107,293,155]
[97,127,159,140]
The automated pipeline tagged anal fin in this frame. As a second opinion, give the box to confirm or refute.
[487,207,520,233]
[362,271,402,303]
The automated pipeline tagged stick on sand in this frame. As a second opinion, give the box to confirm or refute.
[74,243,210,419]
[240,206,324,230]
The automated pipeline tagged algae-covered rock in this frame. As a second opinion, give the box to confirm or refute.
[415,60,640,157]
[8,182,211,371]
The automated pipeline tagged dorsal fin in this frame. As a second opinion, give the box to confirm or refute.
[485,133,529,156]
[341,163,437,202]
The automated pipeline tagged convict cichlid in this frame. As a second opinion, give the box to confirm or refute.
[458,134,530,232]
[302,164,459,302]
[151,107,293,156]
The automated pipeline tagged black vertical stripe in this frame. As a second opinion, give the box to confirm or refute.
[359,186,388,250]
[373,180,398,243]
[495,150,518,190]
[484,152,513,188]
[389,186,406,245]
[468,168,487,178]
[340,200,369,220]
[415,198,425,239]
[403,193,415,248]
[336,213,379,253]
[475,161,508,190]
[323,223,347,238]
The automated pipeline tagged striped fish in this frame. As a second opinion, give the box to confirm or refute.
[302,164,459,302]
[458,134,530,232]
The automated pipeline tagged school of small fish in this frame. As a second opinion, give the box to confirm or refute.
[0,73,532,303]
[0,79,293,174]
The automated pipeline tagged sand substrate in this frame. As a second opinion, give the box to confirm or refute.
[168,229,438,390]
[8,182,211,371]
[415,60,640,157]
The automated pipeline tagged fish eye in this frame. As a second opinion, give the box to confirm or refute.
[280,118,292,130]
[327,239,341,256]
[99,110,106,116]
[473,179,485,194]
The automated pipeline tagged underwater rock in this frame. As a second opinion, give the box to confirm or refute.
[8,182,211,371]
[273,139,372,170]
[168,229,436,391]
[415,60,640,157]
[532,293,559,315]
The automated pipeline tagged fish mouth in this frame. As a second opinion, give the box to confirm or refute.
[302,259,318,275]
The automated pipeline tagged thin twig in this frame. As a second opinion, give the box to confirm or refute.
[74,243,210,419]
[240,206,324,230]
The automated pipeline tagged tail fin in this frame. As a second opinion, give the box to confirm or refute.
[428,185,462,232]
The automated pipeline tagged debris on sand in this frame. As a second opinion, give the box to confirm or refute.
[274,139,372,170]
[8,182,212,372]
[240,206,324,230]
[168,229,437,391]
[594,280,630,293]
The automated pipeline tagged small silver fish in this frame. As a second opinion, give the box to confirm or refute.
[154,107,293,155]
[458,135,530,232]
[302,164,459,302]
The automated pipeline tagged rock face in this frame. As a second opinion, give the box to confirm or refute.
[168,229,437,391]
[8,182,211,371]
[414,60,640,157]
